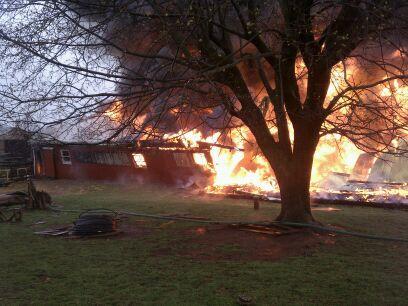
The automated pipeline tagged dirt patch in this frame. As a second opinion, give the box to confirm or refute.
[155,225,335,261]
[118,220,154,238]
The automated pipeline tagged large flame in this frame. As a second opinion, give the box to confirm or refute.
[164,128,278,192]
[104,64,407,198]
[168,127,363,193]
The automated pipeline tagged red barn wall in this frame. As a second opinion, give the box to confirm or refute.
[35,144,209,185]
[39,145,146,181]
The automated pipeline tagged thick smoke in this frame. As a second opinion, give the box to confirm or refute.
[72,1,407,179]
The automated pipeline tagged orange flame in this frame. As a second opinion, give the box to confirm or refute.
[103,63,407,195]
[104,101,123,122]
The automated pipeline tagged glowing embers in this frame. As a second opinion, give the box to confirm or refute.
[132,153,147,168]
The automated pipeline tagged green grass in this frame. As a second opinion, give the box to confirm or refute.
[1,180,408,305]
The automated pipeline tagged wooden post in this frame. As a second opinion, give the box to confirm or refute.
[253,198,260,210]
[27,178,34,209]
[27,178,39,209]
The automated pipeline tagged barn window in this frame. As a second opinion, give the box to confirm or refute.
[132,153,147,168]
[75,151,131,166]
[0,169,9,180]
[173,152,192,167]
[17,167,28,178]
[111,152,122,165]
[104,152,114,165]
[60,149,72,165]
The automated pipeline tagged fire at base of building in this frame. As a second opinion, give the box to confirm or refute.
[32,136,408,206]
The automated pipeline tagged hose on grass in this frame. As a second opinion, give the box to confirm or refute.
[48,205,408,243]
[278,221,408,243]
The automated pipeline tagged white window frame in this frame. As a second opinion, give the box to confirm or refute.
[60,149,72,165]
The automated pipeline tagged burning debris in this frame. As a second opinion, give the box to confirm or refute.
[165,129,408,207]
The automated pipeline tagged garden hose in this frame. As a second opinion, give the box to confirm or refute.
[49,206,408,243]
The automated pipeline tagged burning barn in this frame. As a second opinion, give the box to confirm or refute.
[33,140,215,186]
[30,116,408,207]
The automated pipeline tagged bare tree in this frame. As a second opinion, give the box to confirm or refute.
[0,0,407,222]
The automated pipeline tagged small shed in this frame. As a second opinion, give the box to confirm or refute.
[0,127,33,182]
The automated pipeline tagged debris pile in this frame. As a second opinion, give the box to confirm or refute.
[0,178,51,210]
[0,178,52,223]
[0,207,22,222]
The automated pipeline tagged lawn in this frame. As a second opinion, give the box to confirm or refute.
[1,180,407,305]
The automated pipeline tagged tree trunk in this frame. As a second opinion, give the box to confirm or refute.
[276,175,314,223]
[274,127,319,223]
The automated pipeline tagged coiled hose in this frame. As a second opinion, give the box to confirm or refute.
[72,209,117,236]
